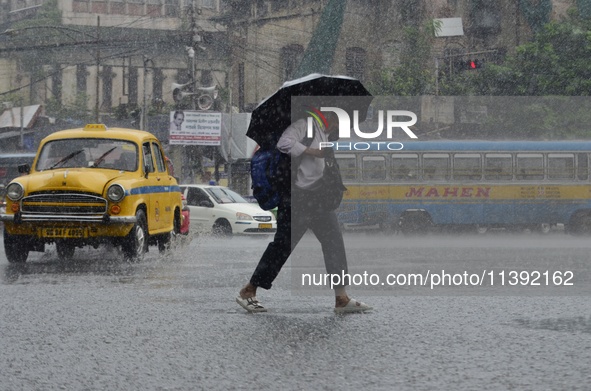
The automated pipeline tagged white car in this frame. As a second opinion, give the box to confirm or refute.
[179,184,277,237]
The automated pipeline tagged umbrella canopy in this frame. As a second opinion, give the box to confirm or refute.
[246,74,373,149]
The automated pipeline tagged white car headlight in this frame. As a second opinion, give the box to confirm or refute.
[107,184,126,202]
[6,182,24,201]
[236,212,253,221]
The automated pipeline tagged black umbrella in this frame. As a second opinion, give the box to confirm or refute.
[246,73,373,149]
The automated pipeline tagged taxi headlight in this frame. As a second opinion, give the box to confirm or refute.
[236,212,253,221]
[107,184,126,202]
[6,183,24,201]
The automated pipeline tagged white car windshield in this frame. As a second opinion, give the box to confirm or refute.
[36,138,138,171]
[206,187,248,204]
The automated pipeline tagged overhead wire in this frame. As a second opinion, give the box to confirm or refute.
[0,4,333,102]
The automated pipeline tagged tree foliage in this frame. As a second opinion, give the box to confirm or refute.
[469,14,591,96]
[368,25,435,96]
[518,0,552,34]
[457,9,591,139]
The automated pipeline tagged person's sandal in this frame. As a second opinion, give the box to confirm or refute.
[236,296,267,313]
[334,298,372,314]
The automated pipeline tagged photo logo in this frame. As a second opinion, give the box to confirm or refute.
[307,107,418,151]
[307,107,418,139]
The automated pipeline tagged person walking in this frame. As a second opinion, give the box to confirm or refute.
[236,111,372,314]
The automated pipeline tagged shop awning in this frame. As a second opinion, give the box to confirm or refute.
[0,104,41,129]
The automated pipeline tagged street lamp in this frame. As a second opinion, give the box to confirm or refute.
[140,56,153,131]
[186,46,196,110]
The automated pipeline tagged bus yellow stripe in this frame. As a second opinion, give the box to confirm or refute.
[343,184,591,201]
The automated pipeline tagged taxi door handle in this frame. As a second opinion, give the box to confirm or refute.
[156,176,161,181]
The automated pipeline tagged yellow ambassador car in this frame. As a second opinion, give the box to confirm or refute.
[0,124,183,263]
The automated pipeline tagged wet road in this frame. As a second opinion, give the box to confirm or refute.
[1,231,590,390]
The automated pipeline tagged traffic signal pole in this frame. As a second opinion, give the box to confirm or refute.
[438,49,499,76]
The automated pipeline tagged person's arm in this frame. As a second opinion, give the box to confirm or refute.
[277,119,325,157]
[277,119,308,156]
[303,147,324,157]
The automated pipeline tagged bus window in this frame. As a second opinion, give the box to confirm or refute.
[336,154,357,182]
[485,154,512,180]
[391,154,418,182]
[454,154,481,181]
[547,153,574,180]
[516,153,544,180]
[423,153,450,181]
[362,155,386,181]
[577,153,589,181]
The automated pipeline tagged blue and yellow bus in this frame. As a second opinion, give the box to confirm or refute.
[334,140,591,235]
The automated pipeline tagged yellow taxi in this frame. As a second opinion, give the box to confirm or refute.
[0,124,183,263]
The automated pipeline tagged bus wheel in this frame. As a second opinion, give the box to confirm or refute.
[475,225,488,235]
[380,220,398,235]
[537,223,551,235]
[400,213,431,235]
[568,212,591,235]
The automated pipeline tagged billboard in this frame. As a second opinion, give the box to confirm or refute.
[169,110,222,145]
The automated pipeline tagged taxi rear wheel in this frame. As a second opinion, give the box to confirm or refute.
[4,231,29,263]
[122,209,148,261]
[158,211,181,253]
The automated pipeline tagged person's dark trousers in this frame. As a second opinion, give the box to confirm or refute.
[250,190,348,290]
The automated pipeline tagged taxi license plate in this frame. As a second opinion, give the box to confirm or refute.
[40,227,85,238]
[258,223,272,229]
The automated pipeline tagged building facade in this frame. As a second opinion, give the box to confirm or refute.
[222,0,578,112]
[1,0,581,120]
[0,0,584,150]
[0,0,227,121]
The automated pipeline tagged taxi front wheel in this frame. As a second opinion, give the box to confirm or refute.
[122,209,148,261]
[3,231,29,263]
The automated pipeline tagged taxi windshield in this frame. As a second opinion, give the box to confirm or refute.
[36,138,138,171]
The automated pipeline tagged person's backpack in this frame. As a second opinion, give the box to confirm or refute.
[250,129,315,210]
